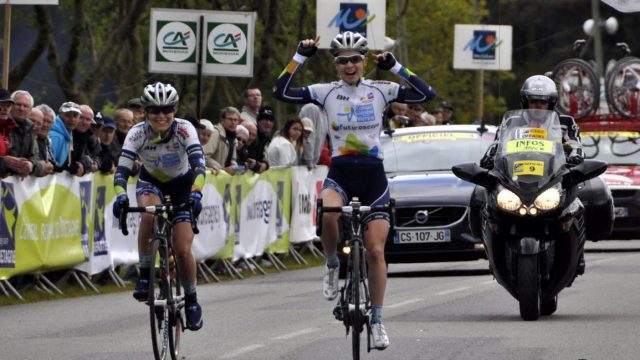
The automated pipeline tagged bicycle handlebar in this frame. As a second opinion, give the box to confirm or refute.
[118,201,199,236]
[316,198,396,237]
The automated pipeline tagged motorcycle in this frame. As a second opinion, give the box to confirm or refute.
[453,109,607,321]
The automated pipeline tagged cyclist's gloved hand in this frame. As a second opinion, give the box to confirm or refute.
[376,52,398,71]
[113,194,129,218]
[189,191,203,219]
[296,40,318,58]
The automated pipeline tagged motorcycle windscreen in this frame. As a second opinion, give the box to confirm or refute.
[493,110,566,192]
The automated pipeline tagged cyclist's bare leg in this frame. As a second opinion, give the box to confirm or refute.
[365,219,390,306]
[173,222,197,284]
[320,188,343,257]
[137,193,162,252]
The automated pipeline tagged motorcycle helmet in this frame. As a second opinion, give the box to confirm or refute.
[140,82,179,108]
[520,75,558,110]
[329,31,369,56]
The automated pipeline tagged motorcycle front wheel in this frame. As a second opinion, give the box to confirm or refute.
[517,254,541,321]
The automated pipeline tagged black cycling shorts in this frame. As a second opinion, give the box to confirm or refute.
[136,168,194,224]
[323,155,390,223]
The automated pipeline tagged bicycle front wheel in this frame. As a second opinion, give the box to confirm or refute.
[605,57,640,118]
[350,239,362,360]
[149,238,175,360]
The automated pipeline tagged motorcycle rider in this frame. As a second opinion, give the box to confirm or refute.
[476,74,587,274]
[480,75,584,168]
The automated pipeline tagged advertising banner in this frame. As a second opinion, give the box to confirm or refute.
[453,24,512,71]
[289,166,328,244]
[0,175,86,280]
[192,171,231,262]
[149,8,256,77]
[316,0,386,51]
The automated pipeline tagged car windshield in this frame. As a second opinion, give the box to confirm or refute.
[582,130,640,164]
[382,128,495,172]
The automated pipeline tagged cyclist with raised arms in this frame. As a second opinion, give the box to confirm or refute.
[273,32,436,349]
[112,82,206,331]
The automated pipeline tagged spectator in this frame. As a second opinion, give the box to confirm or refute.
[203,106,241,174]
[240,87,262,124]
[234,124,250,168]
[127,98,145,124]
[299,117,315,164]
[241,121,267,173]
[50,101,84,175]
[266,118,304,167]
[407,103,424,127]
[299,103,330,167]
[0,89,15,177]
[7,90,42,177]
[245,105,275,173]
[415,111,437,126]
[198,119,215,146]
[31,107,55,175]
[386,102,410,129]
[438,101,454,124]
[74,104,101,173]
[109,108,134,159]
[97,116,117,174]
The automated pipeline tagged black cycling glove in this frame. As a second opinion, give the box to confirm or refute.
[296,41,318,58]
[377,52,398,71]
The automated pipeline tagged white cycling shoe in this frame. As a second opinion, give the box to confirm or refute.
[322,265,340,300]
[370,322,389,350]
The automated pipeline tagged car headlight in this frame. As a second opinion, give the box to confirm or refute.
[534,186,561,210]
[497,187,522,211]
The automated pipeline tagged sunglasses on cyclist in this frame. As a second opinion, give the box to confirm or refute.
[334,55,364,65]
[146,106,175,115]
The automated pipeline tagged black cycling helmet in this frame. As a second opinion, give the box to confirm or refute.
[329,31,369,57]
[520,75,558,109]
[140,82,179,108]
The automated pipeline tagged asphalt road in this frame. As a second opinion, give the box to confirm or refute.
[1,240,640,360]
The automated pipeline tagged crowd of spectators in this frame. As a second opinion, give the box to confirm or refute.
[385,100,455,129]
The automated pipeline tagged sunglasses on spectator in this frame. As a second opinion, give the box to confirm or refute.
[334,55,365,65]
[146,106,175,115]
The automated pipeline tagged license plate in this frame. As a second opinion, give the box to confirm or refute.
[394,229,451,244]
[614,207,628,217]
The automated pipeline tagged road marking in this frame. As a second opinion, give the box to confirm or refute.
[272,327,318,340]
[436,286,471,296]
[220,344,265,359]
[386,298,424,308]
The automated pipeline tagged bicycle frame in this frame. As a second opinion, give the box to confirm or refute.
[118,198,198,360]
[317,197,394,360]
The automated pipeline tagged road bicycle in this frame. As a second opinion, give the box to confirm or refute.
[118,197,198,360]
[604,44,640,118]
[316,197,394,360]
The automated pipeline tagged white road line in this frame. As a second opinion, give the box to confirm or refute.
[386,298,424,309]
[436,286,471,296]
[272,327,318,340]
[220,344,265,359]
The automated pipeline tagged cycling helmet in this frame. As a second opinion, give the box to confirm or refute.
[520,75,558,109]
[140,82,179,108]
[329,31,369,56]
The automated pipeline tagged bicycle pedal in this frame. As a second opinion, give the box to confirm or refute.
[333,304,344,321]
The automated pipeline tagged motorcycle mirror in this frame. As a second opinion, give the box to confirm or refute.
[563,160,608,188]
[452,162,493,189]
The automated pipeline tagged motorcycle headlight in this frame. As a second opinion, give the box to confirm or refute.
[497,187,522,211]
[534,186,561,210]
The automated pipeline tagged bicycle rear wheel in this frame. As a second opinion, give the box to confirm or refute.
[350,239,362,360]
[551,58,599,118]
[149,238,175,360]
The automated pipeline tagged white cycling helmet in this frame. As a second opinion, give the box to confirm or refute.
[329,31,369,56]
[140,82,179,108]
